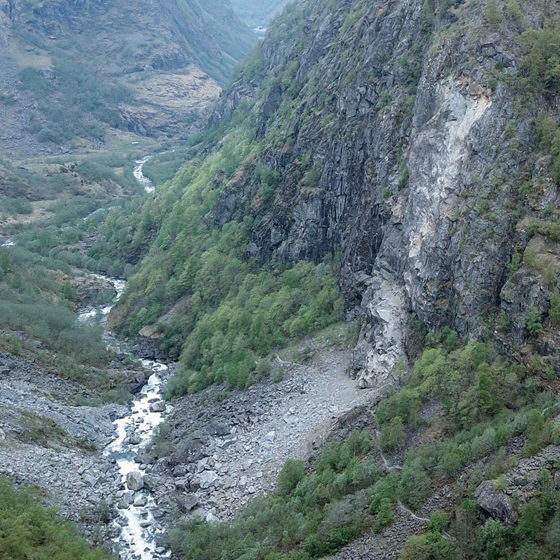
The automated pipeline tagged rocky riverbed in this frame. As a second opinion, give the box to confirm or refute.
[0,330,384,554]
[0,240,390,557]
[0,351,126,532]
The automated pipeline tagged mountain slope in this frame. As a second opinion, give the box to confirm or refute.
[108,0,560,385]
[85,0,560,557]
[0,0,256,157]
[206,0,560,385]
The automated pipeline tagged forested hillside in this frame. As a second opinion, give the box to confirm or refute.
[0,2,258,559]
[106,0,560,394]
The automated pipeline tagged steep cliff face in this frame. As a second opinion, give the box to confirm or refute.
[106,0,560,396]
[205,0,559,386]
[0,0,255,156]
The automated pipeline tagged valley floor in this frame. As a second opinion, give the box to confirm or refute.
[0,332,391,553]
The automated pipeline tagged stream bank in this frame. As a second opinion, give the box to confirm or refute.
[0,263,176,558]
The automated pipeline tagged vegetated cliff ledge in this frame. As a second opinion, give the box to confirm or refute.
[203,0,560,386]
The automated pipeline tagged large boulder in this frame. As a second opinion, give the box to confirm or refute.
[206,420,230,436]
[126,471,144,491]
[150,401,166,413]
[192,470,219,490]
[475,481,517,525]
[176,493,199,512]
[170,437,207,465]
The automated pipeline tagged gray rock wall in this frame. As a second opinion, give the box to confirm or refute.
[208,0,553,385]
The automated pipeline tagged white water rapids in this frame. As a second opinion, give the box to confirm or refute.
[78,275,173,560]
[106,359,172,560]
[133,157,155,193]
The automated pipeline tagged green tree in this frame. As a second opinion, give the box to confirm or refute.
[516,499,543,542]
[399,459,431,510]
[380,416,406,452]
[277,459,306,496]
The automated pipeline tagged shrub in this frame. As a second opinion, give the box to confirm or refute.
[380,416,406,451]
[399,459,431,510]
[506,0,523,21]
[277,460,306,497]
[516,499,544,542]
[373,498,394,532]
[513,543,548,560]
[399,532,460,560]
[526,308,543,336]
[545,511,560,553]
[0,477,112,560]
[480,519,508,560]
[428,511,450,534]
[484,0,503,25]
[549,291,560,325]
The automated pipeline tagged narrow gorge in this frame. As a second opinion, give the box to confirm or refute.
[1,0,560,559]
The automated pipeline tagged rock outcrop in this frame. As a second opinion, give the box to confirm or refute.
[203,0,559,385]
[475,480,518,525]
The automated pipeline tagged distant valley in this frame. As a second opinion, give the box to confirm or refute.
[0,0,256,159]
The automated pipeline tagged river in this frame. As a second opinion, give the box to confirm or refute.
[78,160,173,559]
[133,157,155,193]
[2,155,173,558]
[77,274,173,560]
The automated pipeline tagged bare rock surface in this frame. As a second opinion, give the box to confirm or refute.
[475,481,517,525]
